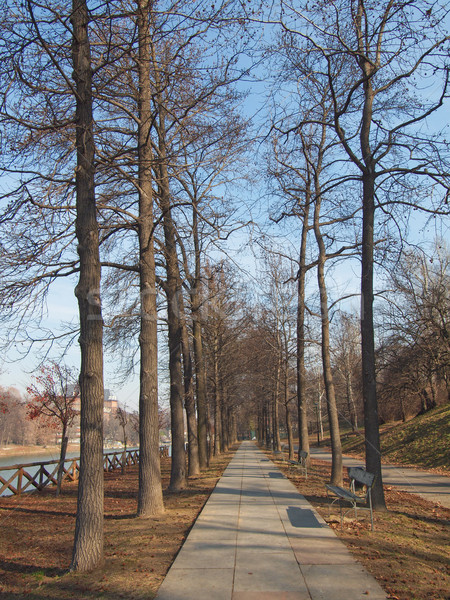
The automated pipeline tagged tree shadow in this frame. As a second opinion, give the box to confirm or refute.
[0,558,66,578]
[0,506,75,518]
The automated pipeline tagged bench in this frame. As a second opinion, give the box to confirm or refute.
[325,466,375,530]
[288,450,308,479]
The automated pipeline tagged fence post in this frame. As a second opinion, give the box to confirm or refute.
[17,468,23,495]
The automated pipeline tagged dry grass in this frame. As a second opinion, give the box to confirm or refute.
[340,404,450,473]
[0,451,235,599]
[270,451,450,600]
[0,443,449,600]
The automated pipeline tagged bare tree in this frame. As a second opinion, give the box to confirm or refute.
[380,242,450,415]
[258,253,297,457]
[0,387,35,446]
[115,405,128,474]
[310,134,344,485]
[269,0,450,508]
[70,0,105,571]
[26,362,79,495]
[332,313,361,432]
[135,0,165,517]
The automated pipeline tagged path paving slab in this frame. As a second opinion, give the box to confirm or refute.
[154,442,387,600]
[155,568,234,600]
[302,564,388,600]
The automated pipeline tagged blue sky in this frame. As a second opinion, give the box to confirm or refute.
[1,1,449,412]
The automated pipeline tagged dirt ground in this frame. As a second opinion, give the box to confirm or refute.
[272,452,450,600]
[0,447,449,600]
[0,451,234,599]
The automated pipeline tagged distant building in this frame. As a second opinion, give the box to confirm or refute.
[62,387,119,444]
[103,389,119,416]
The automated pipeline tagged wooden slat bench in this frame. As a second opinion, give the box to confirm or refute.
[288,450,308,479]
[326,466,375,530]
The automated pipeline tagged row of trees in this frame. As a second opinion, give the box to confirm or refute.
[0,371,140,465]
[248,241,449,445]
[0,0,448,572]
[0,387,45,447]
[250,0,450,509]
[0,0,253,572]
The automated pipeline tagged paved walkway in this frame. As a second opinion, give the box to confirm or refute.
[155,442,387,600]
[309,448,450,509]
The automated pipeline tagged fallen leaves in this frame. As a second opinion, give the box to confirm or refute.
[0,451,234,599]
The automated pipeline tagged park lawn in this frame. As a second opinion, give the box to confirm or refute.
[273,453,450,600]
[340,404,450,473]
[0,440,449,600]
[0,451,235,600]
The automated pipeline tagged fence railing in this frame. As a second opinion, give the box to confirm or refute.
[0,446,168,497]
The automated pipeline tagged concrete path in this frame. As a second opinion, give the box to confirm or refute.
[309,448,450,509]
[155,441,387,600]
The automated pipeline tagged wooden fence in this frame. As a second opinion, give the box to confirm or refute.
[0,446,168,497]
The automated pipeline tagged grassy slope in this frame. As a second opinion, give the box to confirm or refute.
[340,403,450,472]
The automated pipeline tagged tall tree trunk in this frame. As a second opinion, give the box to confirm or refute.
[285,403,294,461]
[165,265,186,492]
[358,21,386,507]
[361,170,386,508]
[284,362,294,460]
[213,335,222,455]
[206,399,212,462]
[180,314,200,476]
[318,392,324,443]
[285,407,294,460]
[221,388,229,452]
[313,178,343,486]
[191,200,208,469]
[136,0,164,517]
[265,401,271,447]
[152,50,186,493]
[192,297,208,470]
[70,0,104,571]
[56,429,68,497]
[258,406,264,443]
[229,407,237,445]
[297,186,311,461]
[272,358,281,451]
[345,357,358,432]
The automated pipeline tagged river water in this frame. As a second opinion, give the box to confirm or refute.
[0,449,80,469]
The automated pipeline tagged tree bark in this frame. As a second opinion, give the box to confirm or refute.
[192,301,208,468]
[221,387,229,453]
[162,199,186,493]
[191,200,208,469]
[313,172,343,486]
[70,0,104,572]
[136,0,164,517]
[345,355,358,432]
[356,2,386,508]
[213,333,222,455]
[361,171,386,508]
[297,186,311,461]
[165,263,186,492]
[285,375,294,461]
[56,432,68,497]
[272,357,281,452]
[150,44,186,493]
[180,312,200,476]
